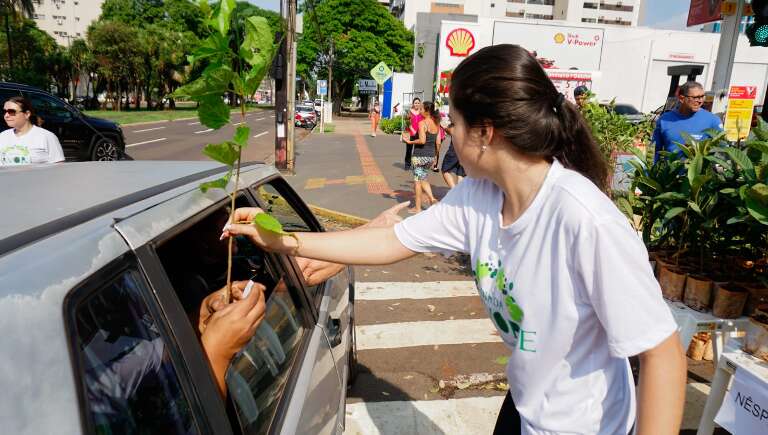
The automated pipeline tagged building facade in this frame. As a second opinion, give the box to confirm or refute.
[31,0,104,46]
[390,0,642,30]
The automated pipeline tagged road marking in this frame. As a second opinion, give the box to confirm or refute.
[253,131,269,138]
[126,137,167,148]
[232,121,247,126]
[132,126,166,133]
[357,281,477,301]
[356,318,500,350]
[344,396,503,435]
[187,121,201,125]
[194,128,214,134]
[270,115,275,118]
[255,117,266,121]
[354,132,395,196]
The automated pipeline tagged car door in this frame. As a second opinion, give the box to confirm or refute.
[251,177,352,434]
[25,91,86,160]
[64,255,219,435]
[110,174,343,435]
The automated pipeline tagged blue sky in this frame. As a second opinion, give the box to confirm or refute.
[248,0,280,11]
[642,0,696,30]
[248,0,697,31]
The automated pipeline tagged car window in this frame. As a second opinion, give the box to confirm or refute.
[255,181,314,233]
[27,92,72,122]
[156,198,308,435]
[67,264,200,435]
[614,105,640,115]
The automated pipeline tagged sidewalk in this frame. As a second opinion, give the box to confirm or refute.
[285,116,450,220]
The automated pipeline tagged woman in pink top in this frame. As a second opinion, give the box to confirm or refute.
[404,97,422,170]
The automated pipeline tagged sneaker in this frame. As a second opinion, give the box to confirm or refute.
[371,133,376,137]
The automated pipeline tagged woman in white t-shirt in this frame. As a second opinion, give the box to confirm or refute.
[221,44,686,435]
[0,96,64,166]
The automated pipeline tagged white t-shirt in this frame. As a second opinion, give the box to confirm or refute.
[0,125,64,166]
[394,160,677,434]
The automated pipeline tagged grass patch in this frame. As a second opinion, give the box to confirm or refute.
[84,105,271,125]
[322,123,335,133]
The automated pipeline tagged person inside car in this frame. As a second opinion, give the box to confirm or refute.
[0,96,64,166]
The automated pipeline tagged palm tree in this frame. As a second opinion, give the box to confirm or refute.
[1,0,35,70]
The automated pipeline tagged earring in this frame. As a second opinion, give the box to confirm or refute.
[481,144,488,151]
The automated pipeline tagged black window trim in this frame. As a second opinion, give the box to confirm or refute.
[143,188,318,435]
[63,253,208,435]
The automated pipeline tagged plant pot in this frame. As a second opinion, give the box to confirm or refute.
[687,332,708,360]
[743,284,768,316]
[703,334,714,361]
[743,313,768,363]
[684,275,713,312]
[658,265,687,302]
[711,283,749,319]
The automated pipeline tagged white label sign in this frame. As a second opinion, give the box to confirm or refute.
[715,368,768,434]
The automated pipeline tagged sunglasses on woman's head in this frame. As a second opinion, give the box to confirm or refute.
[3,109,19,115]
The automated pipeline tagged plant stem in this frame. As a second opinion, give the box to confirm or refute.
[224,98,248,303]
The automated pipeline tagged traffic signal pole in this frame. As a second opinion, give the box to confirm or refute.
[711,0,746,93]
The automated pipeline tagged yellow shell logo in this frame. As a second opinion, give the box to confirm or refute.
[446,28,476,57]
[554,33,565,44]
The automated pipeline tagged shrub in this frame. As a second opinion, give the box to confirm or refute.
[380,115,405,134]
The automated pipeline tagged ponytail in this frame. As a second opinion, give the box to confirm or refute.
[553,99,608,191]
[450,44,609,192]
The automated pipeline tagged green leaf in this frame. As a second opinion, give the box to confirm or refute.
[688,201,702,216]
[654,192,687,201]
[187,33,230,67]
[636,176,662,192]
[199,172,231,193]
[616,197,635,223]
[720,187,737,194]
[216,0,236,37]
[687,154,703,187]
[726,215,747,225]
[173,66,233,100]
[198,95,230,129]
[746,140,768,156]
[253,213,289,235]
[202,141,238,166]
[664,207,686,220]
[724,147,756,181]
[233,125,250,147]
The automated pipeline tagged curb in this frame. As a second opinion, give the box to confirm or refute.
[307,204,370,227]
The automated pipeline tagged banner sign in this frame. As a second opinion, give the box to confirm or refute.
[687,0,723,27]
[715,368,768,434]
[725,85,756,141]
[358,79,377,94]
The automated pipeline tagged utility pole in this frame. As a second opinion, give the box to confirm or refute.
[326,39,334,124]
[275,0,297,173]
[711,0,746,92]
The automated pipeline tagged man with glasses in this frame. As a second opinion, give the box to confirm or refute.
[652,81,723,162]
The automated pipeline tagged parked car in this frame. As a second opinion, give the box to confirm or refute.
[295,104,317,129]
[600,102,647,124]
[314,98,322,116]
[0,161,356,435]
[0,82,126,161]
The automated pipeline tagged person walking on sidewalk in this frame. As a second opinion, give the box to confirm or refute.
[404,97,423,170]
[369,100,381,137]
[439,121,465,188]
[221,44,686,435]
[402,101,441,213]
[0,96,64,166]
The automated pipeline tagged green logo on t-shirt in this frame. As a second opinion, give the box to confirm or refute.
[473,258,536,352]
[0,145,30,165]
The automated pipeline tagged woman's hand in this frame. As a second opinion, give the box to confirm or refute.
[401,131,410,143]
[220,207,296,254]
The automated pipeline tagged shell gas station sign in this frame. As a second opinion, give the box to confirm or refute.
[445,28,476,57]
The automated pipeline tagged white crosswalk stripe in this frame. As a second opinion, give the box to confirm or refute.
[356,318,500,350]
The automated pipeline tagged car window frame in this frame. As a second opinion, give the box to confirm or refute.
[143,190,319,435]
[63,253,210,435]
[248,175,328,313]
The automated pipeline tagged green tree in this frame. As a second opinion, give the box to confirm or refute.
[299,0,412,113]
[0,0,34,70]
[0,18,56,88]
[69,38,96,101]
[88,21,143,110]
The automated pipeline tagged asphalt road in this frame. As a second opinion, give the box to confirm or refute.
[125,109,279,162]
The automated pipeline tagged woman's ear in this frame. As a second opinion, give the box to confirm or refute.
[478,123,494,147]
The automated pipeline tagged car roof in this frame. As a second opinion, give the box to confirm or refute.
[0,161,231,255]
[0,81,52,93]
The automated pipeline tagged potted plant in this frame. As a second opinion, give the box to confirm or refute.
[744,304,768,362]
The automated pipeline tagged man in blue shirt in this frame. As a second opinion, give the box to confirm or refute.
[653,81,723,162]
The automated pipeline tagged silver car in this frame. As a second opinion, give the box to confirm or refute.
[0,161,356,435]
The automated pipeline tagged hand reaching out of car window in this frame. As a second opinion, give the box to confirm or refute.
[200,282,266,398]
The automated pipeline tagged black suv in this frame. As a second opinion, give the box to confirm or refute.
[0,82,126,161]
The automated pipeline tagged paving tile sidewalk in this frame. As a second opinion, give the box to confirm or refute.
[285,116,450,220]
